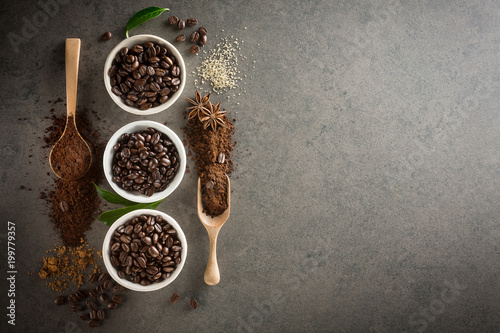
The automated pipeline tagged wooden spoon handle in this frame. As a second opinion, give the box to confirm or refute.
[65,38,81,118]
[204,227,220,285]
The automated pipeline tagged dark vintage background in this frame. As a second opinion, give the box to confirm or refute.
[1,0,499,332]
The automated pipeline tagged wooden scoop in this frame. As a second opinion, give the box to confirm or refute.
[197,176,230,285]
[49,38,91,180]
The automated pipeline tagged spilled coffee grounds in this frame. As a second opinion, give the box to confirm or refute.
[44,109,105,246]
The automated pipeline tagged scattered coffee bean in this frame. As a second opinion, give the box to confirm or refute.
[190,31,200,43]
[98,273,110,283]
[189,45,200,54]
[170,293,180,304]
[97,309,105,320]
[111,128,180,195]
[113,285,127,294]
[217,152,225,164]
[107,302,118,310]
[59,201,69,212]
[80,313,90,321]
[186,18,198,26]
[88,272,99,283]
[190,298,199,309]
[99,294,109,303]
[89,320,100,327]
[177,19,185,30]
[176,35,186,43]
[54,296,65,305]
[198,26,207,35]
[108,41,181,110]
[102,32,112,41]
[168,16,178,25]
[199,34,207,46]
[110,214,183,285]
[111,295,123,304]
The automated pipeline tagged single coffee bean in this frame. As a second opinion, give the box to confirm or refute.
[89,289,98,299]
[88,272,99,283]
[59,201,69,212]
[199,34,207,46]
[90,309,98,320]
[190,31,200,43]
[68,294,78,303]
[189,45,200,54]
[168,16,178,25]
[97,309,105,320]
[54,296,65,305]
[80,313,90,321]
[177,19,185,30]
[190,298,199,309]
[111,295,123,304]
[102,31,112,41]
[89,320,100,327]
[108,302,118,310]
[169,293,180,304]
[186,18,198,26]
[175,35,186,43]
[98,273,110,283]
[86,299,97,310]
[217,152,226,164]
[198,26,208,35]
[75,290,86,300]
[99,294,109,303]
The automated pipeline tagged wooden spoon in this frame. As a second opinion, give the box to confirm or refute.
[197,176,230,285]
[49,38,92,180]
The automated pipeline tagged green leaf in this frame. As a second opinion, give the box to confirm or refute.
[93,182,138,206]
[126,7,169,38]
[97,200,164,226]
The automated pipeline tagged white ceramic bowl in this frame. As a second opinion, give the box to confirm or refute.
[102,209,187,292]
[103,34,186,115]
[103,120,186,203]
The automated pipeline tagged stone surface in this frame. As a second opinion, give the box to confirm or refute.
[1,0,499,332]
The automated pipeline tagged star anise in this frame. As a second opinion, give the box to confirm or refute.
[186,90,211,120]
[200,101,227,130]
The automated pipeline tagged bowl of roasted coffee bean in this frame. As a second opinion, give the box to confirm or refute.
[104,34,186,115]
[103,120,186,203]
[102,209,187,292]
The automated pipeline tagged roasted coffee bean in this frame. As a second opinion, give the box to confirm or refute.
[190,298,199,309]
[199,34,207,46]
[80,313,90,321]
[98,294,109,304]
[108,302,118,310]
[102,31,112,41]
[89,320,100,327]
[111,295,123,304]
[218,152,226,164]
[99,273,110,283]
[97,309,105,320]
[190,31,200,43]
[59,201,69,212]
[189,45,200,54]
[54,295,65,305]
[86,299,97,310]
[68,294,79,303]
[186,18,198,26]
[75,290,86,300]
[89,289,98,299]
[71,304,83,312]
[90,310,98,320]
[113,285,127,294]
[177,19,185,30]
[175,35,186,43]
[88,272,100,283]
[198,26,208,35]
[168,16,178,25]
[169,293,180,304]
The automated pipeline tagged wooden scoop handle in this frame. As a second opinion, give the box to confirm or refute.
[65,38,80,118]
[204,226,221,285]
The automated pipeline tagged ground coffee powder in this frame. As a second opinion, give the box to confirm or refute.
[43,109,105,246]
[184,96,234,216]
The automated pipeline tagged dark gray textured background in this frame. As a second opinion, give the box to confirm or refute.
[1,0,499,332]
